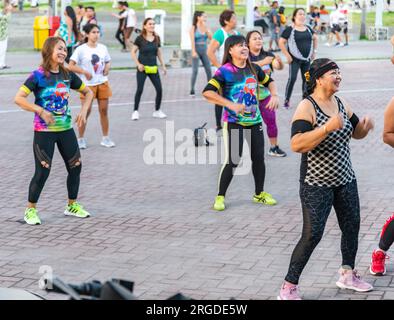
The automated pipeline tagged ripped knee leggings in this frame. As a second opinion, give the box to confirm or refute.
[29,129,82,203]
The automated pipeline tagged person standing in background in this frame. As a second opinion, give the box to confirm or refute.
[55,5,79,63]
[207,9,240,135]
[268,1,281,52]
[0,1,12,70]
[123,2,137,50]
[189,11,212,97]
[112,1,127,52]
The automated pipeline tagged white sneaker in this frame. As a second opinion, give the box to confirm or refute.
[131,110,139,121]
[152,110,167,119]
[78,138,87,149]
[101,136,116,148]
[324,42,331,46]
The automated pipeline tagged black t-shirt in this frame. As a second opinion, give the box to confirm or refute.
[134,35,161,66]
[281,26,314,59]
[249,50,275,75]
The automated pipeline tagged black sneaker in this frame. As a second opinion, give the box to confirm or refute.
[268,146,287,157]
[190,90,195,97]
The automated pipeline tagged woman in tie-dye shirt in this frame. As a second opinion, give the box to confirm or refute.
[14,36,93,225]
[203,35,279,212]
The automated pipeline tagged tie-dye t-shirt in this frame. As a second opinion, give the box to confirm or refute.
[206,62,272,126]
[20,67,85,132]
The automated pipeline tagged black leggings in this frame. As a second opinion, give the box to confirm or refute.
[379,214,394,251]
[215,105,223,129]
[134,70,162,111]
[115,28,126,49]
[218,122,266,196]
[285,57,310,102]
[29,129,82,203]
[285,180,360,285]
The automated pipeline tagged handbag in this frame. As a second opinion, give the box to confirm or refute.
[144,65,158,74]
[194,122,211,147]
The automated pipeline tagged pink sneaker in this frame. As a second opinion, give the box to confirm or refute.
[336,267,373,292]
[277,282,302,300]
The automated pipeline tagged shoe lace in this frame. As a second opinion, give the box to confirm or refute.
[289,286,299,295]
[352,270,361,280]
[70,202,83,212]
[26,209,36,219]
[374,251,389,263]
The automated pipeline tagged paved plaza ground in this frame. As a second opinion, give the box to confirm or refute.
[1,34,394,300]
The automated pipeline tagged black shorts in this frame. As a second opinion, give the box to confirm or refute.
[343,22,348,34]
[331,24,341,34]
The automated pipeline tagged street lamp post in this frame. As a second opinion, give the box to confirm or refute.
[170,0,195,67]
[360,0,366,38]
[375,0,383,27]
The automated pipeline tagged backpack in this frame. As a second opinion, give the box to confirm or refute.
[194,122,211,147]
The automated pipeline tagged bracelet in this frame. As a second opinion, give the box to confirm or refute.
[38,108,44,116]
[322,125,328,134]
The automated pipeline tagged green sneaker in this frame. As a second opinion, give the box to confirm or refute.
[253,191,277,205]
[64,202,90,218]
[24,207,41,225]
[213,195,225,211]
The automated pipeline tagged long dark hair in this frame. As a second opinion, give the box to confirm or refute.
[141,17,160,45]
[82,23,100,43]
[306,58,333,95]
[41,36,69,79]
[65,6,79,41]
[192,11,204,28]
[222,35,258,80]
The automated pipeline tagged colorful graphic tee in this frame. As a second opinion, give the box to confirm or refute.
[20,67,85,132]
[207,62,272,126]
[70,43,111,86]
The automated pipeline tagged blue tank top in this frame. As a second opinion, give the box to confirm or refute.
[195,28,208,47]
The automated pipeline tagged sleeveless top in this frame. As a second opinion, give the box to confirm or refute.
[194,28,208,48]
[301,96,356,187]
[58,20,76,47]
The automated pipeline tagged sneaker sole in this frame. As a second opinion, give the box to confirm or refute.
[268,152,286,157]
[369,265,386,276]
[253,198,277,205]
[64,210,90,218]
[213,206,225,211]
[335,281,373,292]
[100,143,115,148]
[24,218,41,225]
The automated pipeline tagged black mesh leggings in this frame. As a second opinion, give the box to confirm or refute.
[218,122,266,196]
[134,70,162,111]
[28,129,82,203]
[285,180,360,285]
